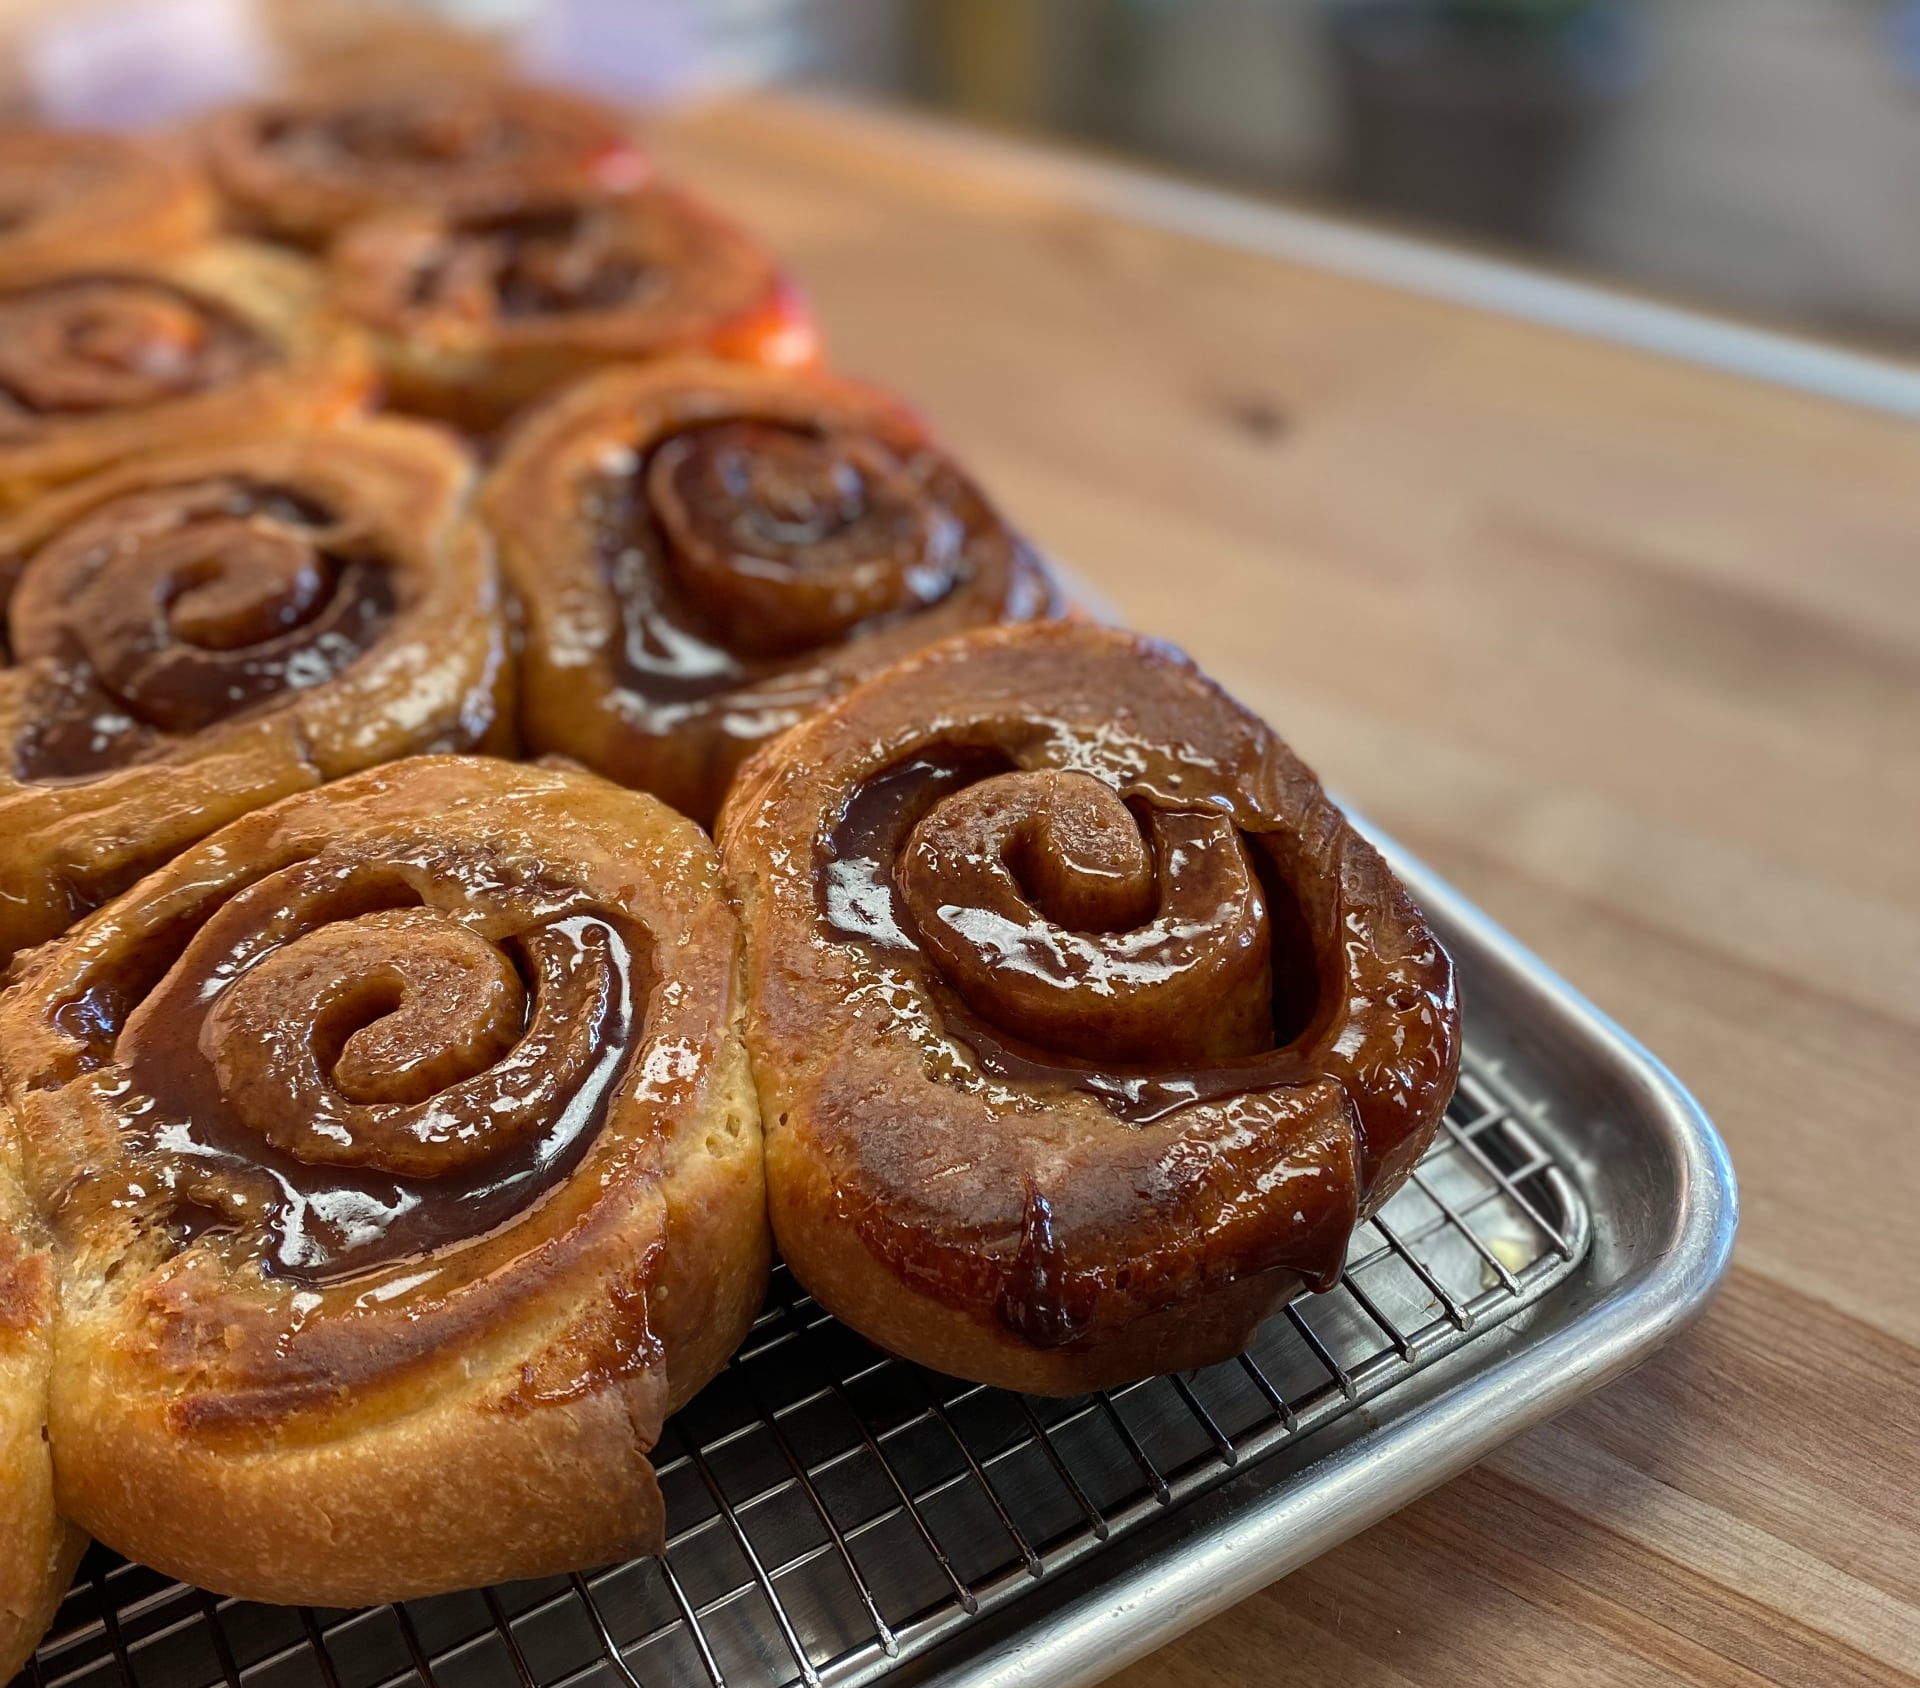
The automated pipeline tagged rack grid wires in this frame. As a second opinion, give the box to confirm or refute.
[21,1051,1589,1688]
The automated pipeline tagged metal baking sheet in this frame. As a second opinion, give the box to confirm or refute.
[13,824,1736,1688]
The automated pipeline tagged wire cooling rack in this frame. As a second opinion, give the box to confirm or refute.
[18,1051,1589,1688]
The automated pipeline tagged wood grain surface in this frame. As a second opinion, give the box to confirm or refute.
[646,93,1920,1688]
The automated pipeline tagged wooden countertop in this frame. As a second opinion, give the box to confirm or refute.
[647,94,1920,1688]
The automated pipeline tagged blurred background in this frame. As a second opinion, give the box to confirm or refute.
[5,0,1920,355]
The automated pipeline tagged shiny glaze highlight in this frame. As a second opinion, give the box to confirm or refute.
[720,622,1461,1379]
[100,845,645,1284]
[484,360,1056,824]
[6,478,398,780]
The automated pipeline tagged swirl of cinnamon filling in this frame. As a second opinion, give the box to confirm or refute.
[0,757,765,1605]
[328,189,817,430]
[895,770,1277,1066]
[202,82,648,249]
[7,477,395,773]
[718,621,1460,1394]
[0,279,265,427]
[128,857,636,1218]
[484,358,1057,823]
[0,421,509,964]
[0,244,372,511]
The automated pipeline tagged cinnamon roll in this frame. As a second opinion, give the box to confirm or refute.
[0,130,213,287]
[0,420,510,966]
[0,755,766,1604]
[717,623,1461,1394]
[328,186,817,430]
[202,83,648,250]
[483,359,1057,824]
[0,1105,83,1686]
[0,242,373,510]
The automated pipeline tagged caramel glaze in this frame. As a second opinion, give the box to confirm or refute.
[328,190,814,433]
[0,277,267,434]
[0,758,756,1464]
[234,88,646,232]
[93,846,646,1285]
[330,189,802,360]
[816,744,1370,1345]
[5,478,398,780]
[723,622,1460,1364]
[487,361,1057,825]
[585,427,1054,821]
[593,420,1020,693]
[415,205,653,320]
[825,749,1324,1127]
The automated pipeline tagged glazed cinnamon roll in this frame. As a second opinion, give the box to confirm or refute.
[0,243,373,510]
[484,359,1057,824]
[718,623,1461,1394]
[0,130,213,287]
[0,420,509,965]
[0,756,766,1604]
[329,186,817,430]
[0,1106,84,1685]
[203,83,647,249]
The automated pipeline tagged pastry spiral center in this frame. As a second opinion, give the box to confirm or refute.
[159,524,332,651]
[408,208,652,323]
[114,850,645,1276]
[7,479,396,774]
[896,769,1275,1066]
[200,903,613,1179]
[651,421,960,657]
[0,280,261,422]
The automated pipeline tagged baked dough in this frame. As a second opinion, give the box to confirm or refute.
[0,130,213,288]
[484,358,1057,822]
[0,418,512,965]
[0,756,767,1604]
[0,242,371,511]
[0,1083,83,1684]
[718,622,1460,1393]
[330,185,817,430]
[201,82,648,249]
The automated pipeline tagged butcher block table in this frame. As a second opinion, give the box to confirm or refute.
[642,92,1920,1688]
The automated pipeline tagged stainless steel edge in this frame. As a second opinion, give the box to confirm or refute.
[777,92,1920,421]
[913,828,1739,1688]
[768,92,1769,1678]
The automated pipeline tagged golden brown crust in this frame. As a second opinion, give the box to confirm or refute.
[0,241,372,511]
[717,622,1460,1394]
[202,83,649,250]
[0,1079,74,1677]
[0,419,513,967]
[0,130,214,288]
[484,358,1059,824]
[0,1525,84,1686]
[329,184,818,432]
[0,756,767,1604]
